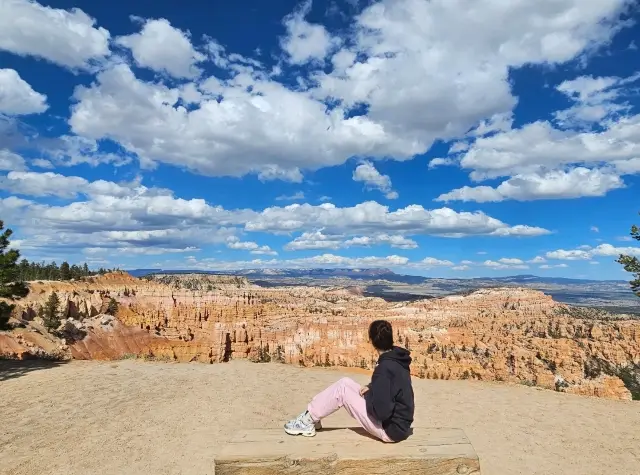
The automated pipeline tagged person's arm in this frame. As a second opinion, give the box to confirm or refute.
[365,366,394,422]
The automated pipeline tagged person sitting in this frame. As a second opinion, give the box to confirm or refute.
[283,319,414,443]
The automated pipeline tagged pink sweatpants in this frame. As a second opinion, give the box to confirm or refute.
[307,377,393,443]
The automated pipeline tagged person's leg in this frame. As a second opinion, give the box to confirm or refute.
[307,377,393,442]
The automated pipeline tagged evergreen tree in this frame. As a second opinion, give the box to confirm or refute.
[617,212,640,297]
[60,261,71,280]
[106,298,118,316]
[0,221,29,329]
[43,291,61,331]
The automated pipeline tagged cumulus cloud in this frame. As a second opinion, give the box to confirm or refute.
[0,0,110,69]
[555,73,640,127]
[56,0,632,181]
[0,150,26,171]
[436,167,625,202]
[116,17,205,78]
[546,243,640,260]
[528,256,547,264]
[69,63,415,179]
[0,69,47,115]
[183,253,412,271]
[433,69,640,203]
[344,234,417,249]
[280,0,338,64]
[257,166,304,183]
[226,236,277,255]
[284,231,342,251]
[0,171,551,260]
[245,201,550,237]
[418,257,454,267]
[284,231,417,251]
[352,161,398,199]
[482,259,529,270]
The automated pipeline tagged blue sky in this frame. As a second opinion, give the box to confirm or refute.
[0,0,639,279]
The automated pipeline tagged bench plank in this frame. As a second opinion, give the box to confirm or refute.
[215,428,480,475]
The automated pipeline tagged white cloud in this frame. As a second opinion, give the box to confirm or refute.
[69,63,415,179]
[116,17,205,78]
[276,191,305,201]
[528,256,547,264]
[245,201,550,237]
[0,150,26,171]
[539,264,569,269]
[284,231,417,251]
[31,159,54,169]
[226,236,277,255]
[353,161,398,199]
[418,257,454,267]
[312,0,630,157]
[280,0,338,64]
[617,236,633,242]
[546,249,592,260]
[0,171,90,198]
[284,231,342,251]
[590,226,600,233]
[344,234,417,249]
[428,157,457,169]
[59,0,631,181]
[1,170,552,261]
[555,73,640,127]
[0,0,110,69]
[39,135,133,168]
[498,258,525,265]
[589,261,600,265]
[547,243,640,260]
[436,167,625,202]
[257,166,304,183]
[0,69,47,115]
[482,259,529,270]
[185,253,411,271]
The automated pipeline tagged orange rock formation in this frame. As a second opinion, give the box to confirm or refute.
[2,272,639,401]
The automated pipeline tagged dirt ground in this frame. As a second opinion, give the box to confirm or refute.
[1,359,638,475]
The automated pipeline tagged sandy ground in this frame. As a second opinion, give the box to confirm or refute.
[1,360,639,475]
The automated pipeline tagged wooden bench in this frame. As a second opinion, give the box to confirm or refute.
[215,427,481,474]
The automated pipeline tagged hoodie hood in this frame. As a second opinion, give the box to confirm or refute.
[379,346,412,370]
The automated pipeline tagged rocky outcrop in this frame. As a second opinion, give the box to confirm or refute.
[2,272,639,401]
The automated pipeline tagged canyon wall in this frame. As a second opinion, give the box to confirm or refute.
[2,272,639,401]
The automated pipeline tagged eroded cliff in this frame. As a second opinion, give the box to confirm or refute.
[2,272,638,400]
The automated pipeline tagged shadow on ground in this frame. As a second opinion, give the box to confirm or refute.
[0,359,69,382]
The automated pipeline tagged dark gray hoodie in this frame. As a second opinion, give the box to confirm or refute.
[364,346,415,442]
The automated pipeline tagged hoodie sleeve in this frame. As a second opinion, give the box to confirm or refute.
[365,363,394,422]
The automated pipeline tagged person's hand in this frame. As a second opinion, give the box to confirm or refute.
[359,386,369,397]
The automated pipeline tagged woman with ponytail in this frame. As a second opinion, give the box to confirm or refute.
[284,320,415,442]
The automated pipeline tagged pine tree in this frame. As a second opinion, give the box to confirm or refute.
[43,292,61,331]
[0,221,29,329]
[106,298,118,316]
[617,212,640,297]
[60,261,71,280]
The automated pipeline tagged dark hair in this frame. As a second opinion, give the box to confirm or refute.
[368,320,394,351]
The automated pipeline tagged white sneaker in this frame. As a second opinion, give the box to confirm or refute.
[284,410,317,437]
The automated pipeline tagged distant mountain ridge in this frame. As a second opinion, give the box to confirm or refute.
[125,267,627,284]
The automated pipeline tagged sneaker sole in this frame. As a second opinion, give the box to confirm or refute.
[284,427,316,437]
